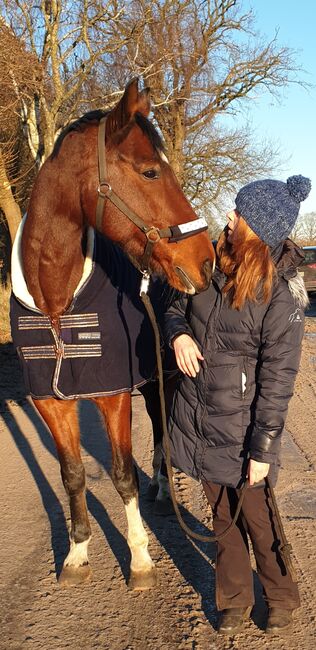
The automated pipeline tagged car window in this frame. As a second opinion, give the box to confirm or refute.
[303,248,316,266]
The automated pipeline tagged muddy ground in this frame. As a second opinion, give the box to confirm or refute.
[0,313,315,650]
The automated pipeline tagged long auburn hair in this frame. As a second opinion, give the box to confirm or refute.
[217,216,276,310]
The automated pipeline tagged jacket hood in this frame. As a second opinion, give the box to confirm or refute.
[273,238,305,279]
[273,239,309,308]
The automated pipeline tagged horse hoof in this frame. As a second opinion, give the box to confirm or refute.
[154,498,174,517]
[58,563,92,587]
[146,482,159,501]
[128,567,158,590]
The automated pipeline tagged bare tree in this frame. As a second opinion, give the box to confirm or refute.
[0,1,139,246]
[291,212,316,246]
[109,0,305,217]
[0,0,308,241]
[0,19,41,241]
[0,0,133,163]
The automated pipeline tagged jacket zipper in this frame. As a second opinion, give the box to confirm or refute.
[241,357,247,399]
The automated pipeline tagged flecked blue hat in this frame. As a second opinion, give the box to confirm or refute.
[235,174,311,247]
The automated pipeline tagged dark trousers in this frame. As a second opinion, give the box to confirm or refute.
[203,482,300,612]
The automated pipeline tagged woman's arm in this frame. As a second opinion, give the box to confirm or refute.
[162,292,191,347]
[163,294,204,377]
[250,281,305,466]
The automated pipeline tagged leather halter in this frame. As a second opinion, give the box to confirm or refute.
[95,116,208,273]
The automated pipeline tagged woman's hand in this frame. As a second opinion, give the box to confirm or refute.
[247,459,270,486]
[172,334,204,377]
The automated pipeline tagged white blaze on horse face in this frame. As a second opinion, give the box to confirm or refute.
[64,536,91,568]
[159,150,169,163]
[125,497,154,573]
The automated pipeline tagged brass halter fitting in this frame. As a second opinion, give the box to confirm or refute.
[145,227,161,243]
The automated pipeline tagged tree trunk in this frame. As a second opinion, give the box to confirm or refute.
[0,148,22,244]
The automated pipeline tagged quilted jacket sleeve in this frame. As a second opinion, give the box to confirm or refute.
[250,279,305,464]
[163,293,192,348]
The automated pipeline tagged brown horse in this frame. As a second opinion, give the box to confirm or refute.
[13,79,214,590]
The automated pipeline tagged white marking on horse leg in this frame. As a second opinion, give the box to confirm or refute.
[156,469,171,502]
[125,497,154,573]
[64,536,91,568]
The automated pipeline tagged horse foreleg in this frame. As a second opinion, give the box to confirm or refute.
[94,393,157,590]
[34,398,92,587]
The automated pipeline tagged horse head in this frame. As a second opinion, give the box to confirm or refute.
[23,79,215,316]
[80,78,215,295]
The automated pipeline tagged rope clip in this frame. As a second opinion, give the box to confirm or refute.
[140,270,151,295]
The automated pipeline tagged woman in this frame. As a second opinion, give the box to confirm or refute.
[163,175,311,635]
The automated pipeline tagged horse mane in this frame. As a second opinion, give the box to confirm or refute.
[51,109,165,158]
[51,110,108,158]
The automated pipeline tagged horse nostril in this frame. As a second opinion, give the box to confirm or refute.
[202,258,213,286]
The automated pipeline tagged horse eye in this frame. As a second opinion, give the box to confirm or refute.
[142,169,159,179]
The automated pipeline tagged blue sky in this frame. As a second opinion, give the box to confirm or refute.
[237,0,316,215]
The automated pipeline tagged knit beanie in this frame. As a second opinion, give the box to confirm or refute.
[235,175,311,247]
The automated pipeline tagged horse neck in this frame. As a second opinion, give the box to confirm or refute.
[22,160,87,319]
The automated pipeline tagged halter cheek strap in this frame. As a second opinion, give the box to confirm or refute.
[95,116,208,273]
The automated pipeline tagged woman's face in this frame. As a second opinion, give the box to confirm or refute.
[226,209,240,243]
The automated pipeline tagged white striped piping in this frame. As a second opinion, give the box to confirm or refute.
[18,313,99,330]
[18,315,51,330]
[21,346,56,359]
[63,344,101,358]
[28,379,148,401]
[21,343,102,360]
[60,313,99,328]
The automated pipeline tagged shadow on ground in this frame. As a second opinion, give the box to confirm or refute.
[1,342,267,630]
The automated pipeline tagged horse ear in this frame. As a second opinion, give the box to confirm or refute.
[106,79,151,136]
[137,87,151,117]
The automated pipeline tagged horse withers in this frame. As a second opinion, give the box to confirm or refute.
[11,79,215,590]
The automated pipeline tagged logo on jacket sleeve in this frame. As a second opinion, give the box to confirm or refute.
[288,308,302,323]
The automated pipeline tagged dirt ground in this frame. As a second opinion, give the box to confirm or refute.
[0,316,315,650]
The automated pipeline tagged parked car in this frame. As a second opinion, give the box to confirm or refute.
[299,246,316,293]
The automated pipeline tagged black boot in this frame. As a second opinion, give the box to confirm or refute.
[266,608,293,635]
[218,606,252,635]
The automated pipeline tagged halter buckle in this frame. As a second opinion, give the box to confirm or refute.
[145,227,161,243]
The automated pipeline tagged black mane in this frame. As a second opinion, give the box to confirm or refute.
[51,109,165,158]
[134,113,165,153]
[51,110,108,158]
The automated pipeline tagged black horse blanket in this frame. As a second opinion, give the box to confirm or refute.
[10,223,175,400]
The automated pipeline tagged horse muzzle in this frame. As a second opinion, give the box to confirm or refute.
[176,258,214,295]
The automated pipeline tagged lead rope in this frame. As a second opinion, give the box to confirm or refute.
[140,288,298,576]
[266,479,298,582]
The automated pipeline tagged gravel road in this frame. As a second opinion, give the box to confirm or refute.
[0,318,315,650]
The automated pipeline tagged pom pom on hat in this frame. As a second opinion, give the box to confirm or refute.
[235,174,312,247]
[287,175,311,202]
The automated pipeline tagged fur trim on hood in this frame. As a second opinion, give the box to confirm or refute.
[274,239,309,308]
[288,273,309,309]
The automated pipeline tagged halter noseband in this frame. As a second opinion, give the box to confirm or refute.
[95,116,208,273]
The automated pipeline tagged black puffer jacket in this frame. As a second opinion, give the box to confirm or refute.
[163,240,308,488]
